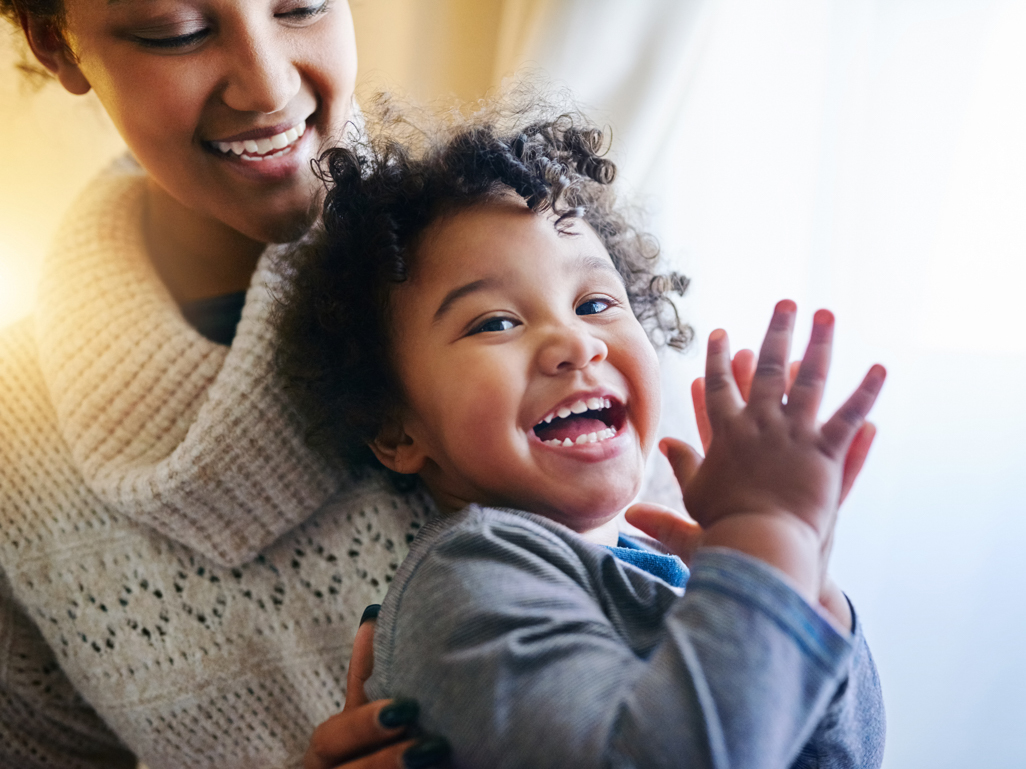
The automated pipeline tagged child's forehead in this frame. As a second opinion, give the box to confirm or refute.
[413,200,617,285]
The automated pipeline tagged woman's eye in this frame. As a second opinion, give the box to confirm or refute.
[576,298,612,316]
[471,317,517,335]
[278,0,330,21]
[134,29,208,49]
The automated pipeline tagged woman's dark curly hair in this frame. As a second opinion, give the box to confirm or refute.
[275,91,691,471]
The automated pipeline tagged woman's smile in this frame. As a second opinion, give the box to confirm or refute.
[48,0,358,245]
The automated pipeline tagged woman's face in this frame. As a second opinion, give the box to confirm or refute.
[55,0,357,243]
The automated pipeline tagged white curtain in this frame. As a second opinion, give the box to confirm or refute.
[495,1,1026,767]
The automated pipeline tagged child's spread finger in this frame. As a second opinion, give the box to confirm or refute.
[749,300,797,407]
[659,437,703,491]
[785,309,834,420]
[840,421,876,504]
[702,329,743,426]
[787,360,801,396]
[821,365,887,455]
[731,348,757,402]
[691,378,712,452]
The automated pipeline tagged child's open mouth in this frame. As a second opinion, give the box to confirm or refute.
[533,396,627,447]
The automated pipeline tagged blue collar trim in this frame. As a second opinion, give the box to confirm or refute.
[605,534,689,588]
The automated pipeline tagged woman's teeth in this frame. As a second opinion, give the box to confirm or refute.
[543,427,617,448]
[213,120,307,161]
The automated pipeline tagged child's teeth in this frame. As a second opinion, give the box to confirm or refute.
[570,400,588,414]
[557,406,571,419]
[544,414,554,424]
[561,438,573,447]
[586,397,602,410]
[604,398,611,409]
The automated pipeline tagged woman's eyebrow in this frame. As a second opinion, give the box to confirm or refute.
[433,278,497,323]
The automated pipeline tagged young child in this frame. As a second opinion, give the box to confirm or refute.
[276,98,887,768]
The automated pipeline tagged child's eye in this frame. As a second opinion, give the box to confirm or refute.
[576,298,614,316]
[470,317,518,335]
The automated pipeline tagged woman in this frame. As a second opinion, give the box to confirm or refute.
[0,0,447,766]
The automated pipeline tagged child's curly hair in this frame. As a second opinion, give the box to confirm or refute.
[275,90,691,470]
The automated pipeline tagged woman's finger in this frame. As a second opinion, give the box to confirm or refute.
[821,365,887,455]
[625,502,703,564]
[749,300,797,407]
[703,329,744,429]
[840,421,876,504]
[306,698,420,769]
[323,735,452,769]
[785,309,834,420]
[343,607,379,711]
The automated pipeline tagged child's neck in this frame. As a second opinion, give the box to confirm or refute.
[578,518,620,546]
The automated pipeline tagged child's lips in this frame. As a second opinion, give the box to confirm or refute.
[532,394,627,446]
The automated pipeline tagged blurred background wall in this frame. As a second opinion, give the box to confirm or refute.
[2,0,1024,766]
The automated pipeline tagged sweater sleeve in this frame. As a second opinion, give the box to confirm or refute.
[790,601,886,769]
[0,572,137,769]
[369,516,874,769]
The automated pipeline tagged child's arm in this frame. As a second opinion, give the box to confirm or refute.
[368,509,869,769]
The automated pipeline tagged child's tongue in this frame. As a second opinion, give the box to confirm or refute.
[535,414,609,443]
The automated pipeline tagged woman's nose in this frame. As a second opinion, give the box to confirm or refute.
[537,322,609,375]
[221,29,301,114]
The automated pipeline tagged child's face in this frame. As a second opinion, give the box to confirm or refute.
[53,0,357,244]
[382,198,661,535]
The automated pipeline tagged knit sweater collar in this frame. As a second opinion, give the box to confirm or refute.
[34,167,345,568]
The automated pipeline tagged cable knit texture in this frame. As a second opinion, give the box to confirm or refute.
[0,167,432,768]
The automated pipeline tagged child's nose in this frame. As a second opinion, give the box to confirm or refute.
[537,323,608,375]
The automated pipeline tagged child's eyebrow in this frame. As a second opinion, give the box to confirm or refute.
[433,278,497,323]
[432,255,622,323]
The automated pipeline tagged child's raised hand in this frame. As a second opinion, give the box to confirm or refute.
[691,349,877,506]
[676,301,885,600]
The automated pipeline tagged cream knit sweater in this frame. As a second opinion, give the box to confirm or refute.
[0,167,432,769]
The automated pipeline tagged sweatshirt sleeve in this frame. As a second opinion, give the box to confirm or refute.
[0,571,137,769]
[369,515,872,769]
[790,601,886,769]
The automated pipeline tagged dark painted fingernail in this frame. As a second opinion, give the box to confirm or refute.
[378,698,419,729]
[402,735,451,768]
[360,604,381,625]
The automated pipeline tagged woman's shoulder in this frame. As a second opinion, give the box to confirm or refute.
[0,317,49,437]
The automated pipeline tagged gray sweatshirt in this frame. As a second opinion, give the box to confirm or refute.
[366,505,885,768]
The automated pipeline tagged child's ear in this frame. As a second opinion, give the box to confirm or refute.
[368,418,428,476]
[20,14,92,95]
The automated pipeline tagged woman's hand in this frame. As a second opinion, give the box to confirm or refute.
[305,608,451,769]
